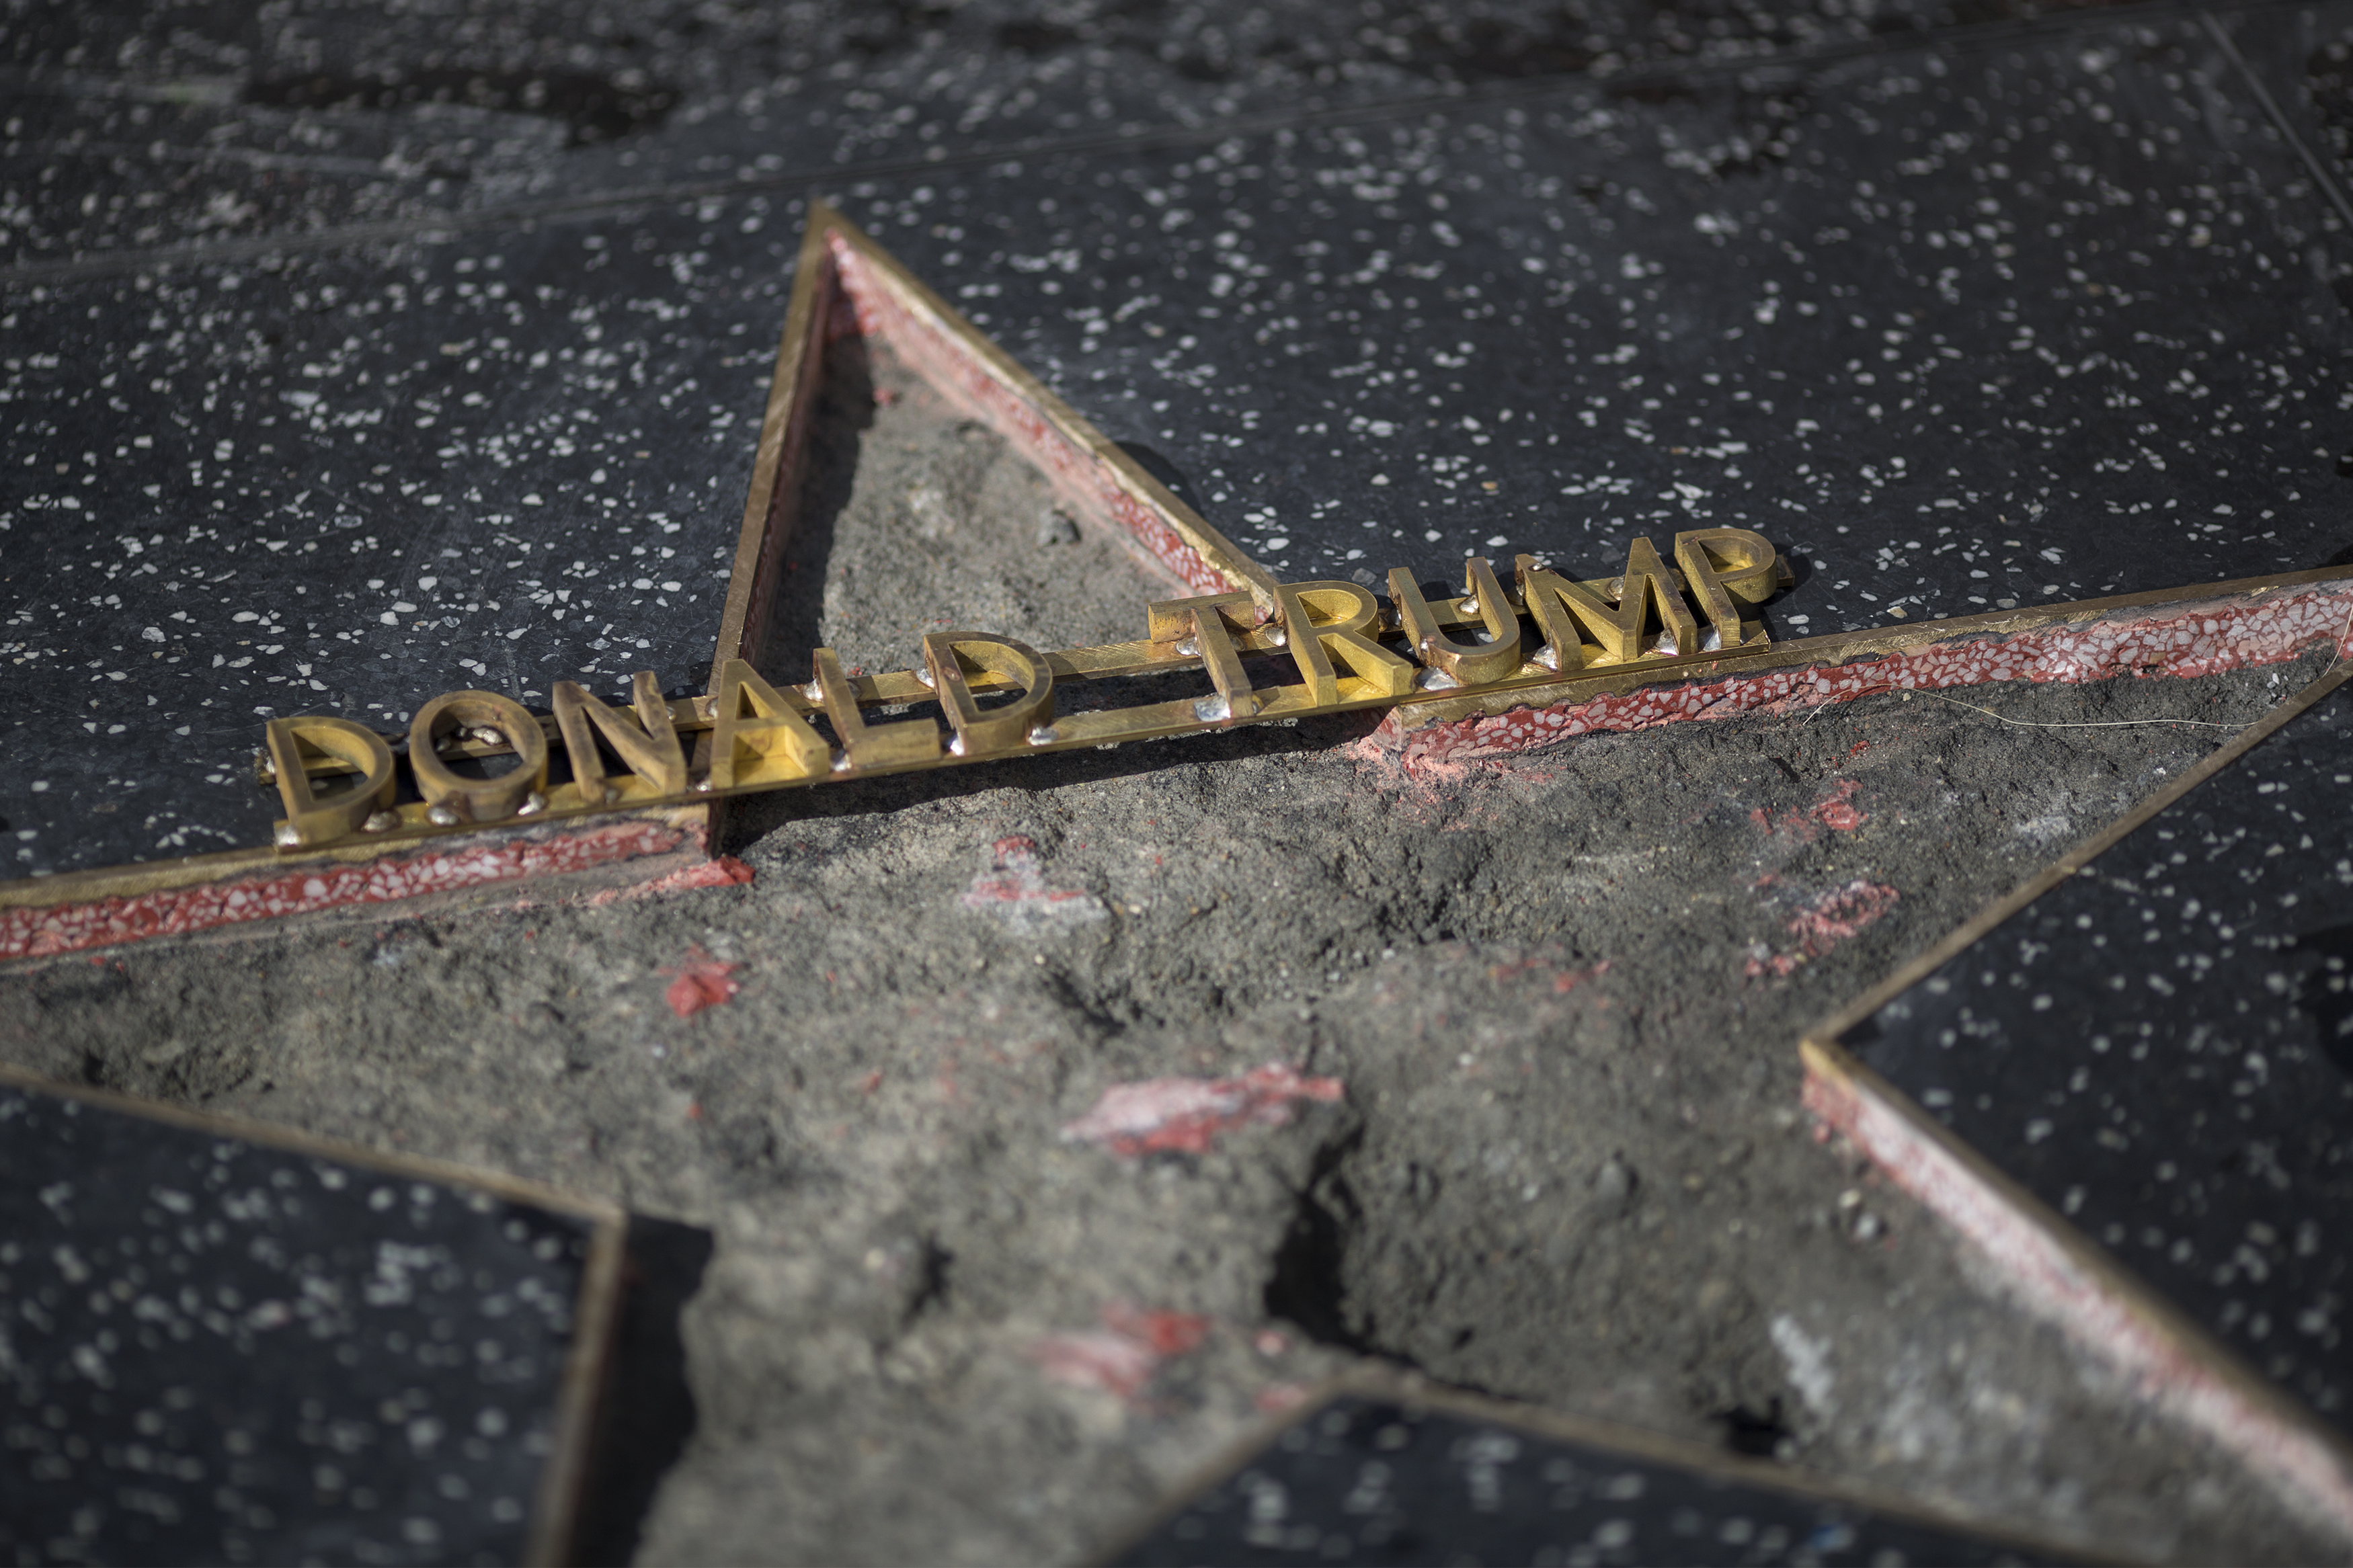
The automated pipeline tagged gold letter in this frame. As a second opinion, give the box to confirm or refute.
[709,658,829,788]
[1675,528,1784,651]
[1275,581,1416,705]
[1516,537,1696,667]
[921,632,1055,756]
[409,691,550,823]
[1148,591,1263,720]
[813,647,943,768]
[1386,556,1523,684]
[553,671,686,801]
[267,716,395,848]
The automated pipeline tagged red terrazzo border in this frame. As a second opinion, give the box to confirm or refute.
[1381,584,2353,767]
[1,819,699,962]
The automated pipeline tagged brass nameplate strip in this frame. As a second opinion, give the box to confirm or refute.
[257,531,1782,850]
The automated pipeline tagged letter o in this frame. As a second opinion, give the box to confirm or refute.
[408,690,549,823]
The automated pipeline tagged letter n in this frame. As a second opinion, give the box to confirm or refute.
[554,670,687,799]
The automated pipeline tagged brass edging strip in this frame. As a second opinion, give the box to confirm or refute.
[807,204,1280,616]
[527,1211,627,1568]
[0,1063,622,1219]
[711,202,838,683]
[1091,1365,2128,1567]
[699,205,840,852]
[1803,651,2353,1047]
[0,806,707,913]
[1793,655,2353,1524]
[1799,1035,2353,1530]
[1394,566,2353,731]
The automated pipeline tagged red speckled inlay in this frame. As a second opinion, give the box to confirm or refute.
[1382,585,2353,766]
[830,237,1228,595]
[2,819,696,962]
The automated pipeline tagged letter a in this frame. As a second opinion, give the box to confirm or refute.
[708,658,828,788]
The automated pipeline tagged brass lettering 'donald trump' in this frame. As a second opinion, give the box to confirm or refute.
[258,530,1790,852]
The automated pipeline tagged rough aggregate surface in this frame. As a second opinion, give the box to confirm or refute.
[3,378,2342,1563]
[13,1,2353,1561]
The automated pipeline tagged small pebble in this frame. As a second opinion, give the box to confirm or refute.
[1594,1156,1633,1206]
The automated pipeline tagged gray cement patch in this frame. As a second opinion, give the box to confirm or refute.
[762,335,1189,680]
[2,646,2338,1562]
[6,317,2344,1563]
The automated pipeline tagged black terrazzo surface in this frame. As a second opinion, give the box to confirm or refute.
[1113,1395,2061,1567]
[9,1,2353,881]
[5,222,766,874]
[0,1081,600,1566]
[1852,671,2353,1428]
[874,12,2352,606]
[0,0,2156,275]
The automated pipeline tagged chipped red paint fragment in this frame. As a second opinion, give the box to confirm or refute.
[1802,1061,2353,1536]
[1748,880,1900,978]
[1486,955,1611,994]
[1101,1303,1211,1356]
[586,854,754,906]
[1254,1382,1314,1415]
[1029,1303,1211,1400]
[1787,880,1899,949]
[662,948,742,1019]
[1029,1329,1160,1400]
[1381,585,2353,768]
[830,238,1229,595]
[1752,779,1866,841]
[962,835,1076,903]
[1060,1064,1345,1157]
[961,835,1103,930]
[1813,782,1866,832]
[1,819,696,962]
